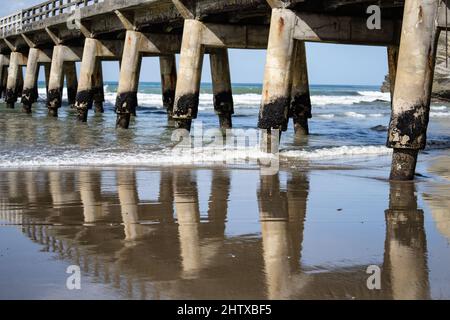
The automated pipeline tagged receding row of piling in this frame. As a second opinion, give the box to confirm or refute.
[0,0,441,181]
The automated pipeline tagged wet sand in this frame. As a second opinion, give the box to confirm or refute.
[0,153,449,300]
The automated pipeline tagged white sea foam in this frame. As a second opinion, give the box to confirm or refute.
[0,144,395,169]
[431,105,448,111]
[37,88,391,108]
[430,111,450,118]
[280,146,392,160]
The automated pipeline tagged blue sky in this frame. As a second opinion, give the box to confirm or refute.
[2,1,388,86]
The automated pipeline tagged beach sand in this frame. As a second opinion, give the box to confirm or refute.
[0,152,449,300]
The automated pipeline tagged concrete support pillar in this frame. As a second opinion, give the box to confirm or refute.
[387,0,440,180]
[0,55,9,99]
[92,61,104,114]
[44,63,50,95]
[75,38,97,121]
[64,62,78,109]
[5,52,26,109]
[116,31,142,129]
[21,48,41,113]
[47,46,66,116]
[172,19,205,131]
[290,41,312,136]
[387,46,399,100]
[384,182,429,299]
[159,55,177,119]
[258,8,296,134]
[210,48,234,130]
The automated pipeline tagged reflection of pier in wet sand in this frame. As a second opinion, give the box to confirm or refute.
[1,167,446,299]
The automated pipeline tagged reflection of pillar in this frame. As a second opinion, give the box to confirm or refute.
[79,171,103,224]
[384,182,429,300]
[158,170,175,222]
[258,174,291,299]
[286,172,309,271]
[174,170,201,278]
[207,170,230,237]
[25,171,38,204]
[117,170,144,240]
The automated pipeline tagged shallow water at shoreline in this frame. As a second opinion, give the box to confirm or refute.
[0,157,449,300]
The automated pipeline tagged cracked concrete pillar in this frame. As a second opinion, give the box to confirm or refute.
[5,52,26,109]
[210,48,234,130]
[290,41,311,136]
[75,38,97,122]
[172,19,204,131]
[47,46,66,117]
[159,55,177,119]
[258,8,296,136]
[387,0,440,180]
[116,31,142,129]
[64,62,78,109]
[92,61,104,114]
[21,48,41,113]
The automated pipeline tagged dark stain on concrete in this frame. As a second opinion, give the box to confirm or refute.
[173,93,199,119]
[258,97,289,131]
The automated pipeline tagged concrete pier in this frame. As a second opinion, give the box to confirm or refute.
[387,0,440,180]
[0,0,447,180]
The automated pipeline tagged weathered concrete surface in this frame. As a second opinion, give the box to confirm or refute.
[258,8,296,131]
[5,51,27,108]
[387,0,440,181]
[172,19,204,130]
[382,32,450,102]
[160,55,177,118]
[289,40,311,136]
[210,48,234,130]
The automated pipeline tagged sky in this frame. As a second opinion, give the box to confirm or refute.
[2,1,388,86]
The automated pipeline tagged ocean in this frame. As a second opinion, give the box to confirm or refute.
[0,82,448,169]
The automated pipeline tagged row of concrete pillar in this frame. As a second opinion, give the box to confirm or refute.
[0,0,440,181]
